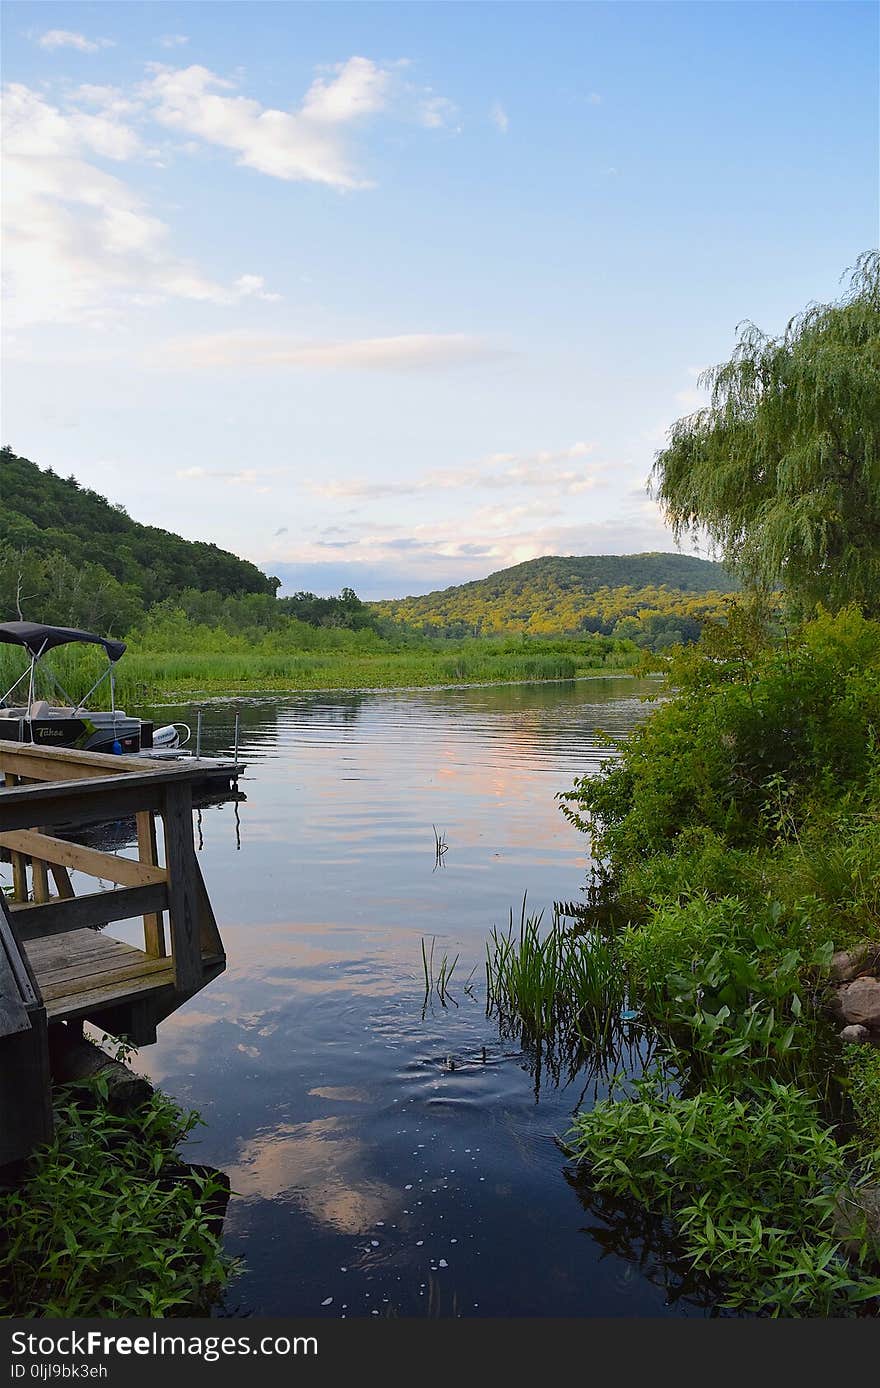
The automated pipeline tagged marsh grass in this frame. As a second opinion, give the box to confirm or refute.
[0,634,637,706]
[421,936,459,1010]
[485,897,625,1046]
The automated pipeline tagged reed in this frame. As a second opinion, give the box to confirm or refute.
[485,897,625,1043]
[421,936,459,1009]
[0,638,638,705]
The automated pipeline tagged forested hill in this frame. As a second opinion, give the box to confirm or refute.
[1,448,277,632]
[373,553,739,639]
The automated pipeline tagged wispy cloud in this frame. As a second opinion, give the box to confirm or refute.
[265,509,674,598]
[158,35,189,50]
[153,332,507,371]
[309,443,601,499]
[419,92,459,130]
[144,58,394,189]
[1,84,278,327]
[3,54,456,327]
[175,465,289,493]
[489,102,509,134]
[37,30,115,53]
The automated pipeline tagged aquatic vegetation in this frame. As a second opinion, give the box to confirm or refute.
[567,1077,880,1315]
[432,825,449,871]
[0,632,638,704]
[485,899,625,1044]
[421,936,459,1009]
[0,1080,237,1317]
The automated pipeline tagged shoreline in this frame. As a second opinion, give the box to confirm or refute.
[139,669,655,708]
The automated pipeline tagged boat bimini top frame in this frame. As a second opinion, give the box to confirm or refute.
[0,621,127,726]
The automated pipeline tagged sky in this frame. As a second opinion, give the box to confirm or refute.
[2,1,877,599]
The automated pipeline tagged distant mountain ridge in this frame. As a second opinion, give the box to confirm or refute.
[373,552,739,639]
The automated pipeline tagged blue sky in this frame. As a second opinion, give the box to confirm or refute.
[2,1,877,597]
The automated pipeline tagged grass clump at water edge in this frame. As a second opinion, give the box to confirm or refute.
[485,899,625,1045]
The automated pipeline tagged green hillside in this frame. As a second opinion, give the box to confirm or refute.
[1,448,278,634]
[373,553,739,639]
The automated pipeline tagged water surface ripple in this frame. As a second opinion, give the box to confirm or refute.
[120,679,710,1317]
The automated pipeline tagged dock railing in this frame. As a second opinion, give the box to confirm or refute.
[0,741,227,995]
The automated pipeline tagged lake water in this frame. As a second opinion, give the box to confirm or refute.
[123,677,712,1317]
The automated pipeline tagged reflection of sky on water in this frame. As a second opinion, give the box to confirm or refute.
[120,679,714,1317]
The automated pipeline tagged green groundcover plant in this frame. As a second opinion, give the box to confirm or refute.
[0,1081,237,1317]
[566,1078,880,1315]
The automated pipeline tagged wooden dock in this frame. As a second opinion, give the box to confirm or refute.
[0,741,241,1165]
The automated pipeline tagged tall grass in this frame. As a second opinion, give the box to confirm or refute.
[486,899,625,1042]
[0,635,638,705]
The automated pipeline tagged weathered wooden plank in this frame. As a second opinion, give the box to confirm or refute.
[10,882,169,939]
[33,939,145,985]
[30,936,136,971]
[0,765,243,833]
[10,849,28,903]
[194,857,224,957]
[3,772,29,904]
[50,864,75,898]
[30,852,50,904]
[0,940,31,1038]
[136,810,166,957]
[0,741,161,781]
[0,828,168,888]
[0,896,40,1011]
[40,954,174,1002]
[162,782,202,992]
[45,967,177,1021]
[0,777,168,831]
[24,930,132,967]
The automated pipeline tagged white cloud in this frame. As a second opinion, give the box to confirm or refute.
[175,465,289,493]
[158,35,189,50]
[419,93,459,130]
[1,84,277,327]
[489,102,509,134]
[268,510,673,582]
[301,57,392,124]
[144,58,394,188]
[73,84,140,117]
[38,30,114,53]
[152,331,505,371]
[233,275,282,303]
[309,442,602,500]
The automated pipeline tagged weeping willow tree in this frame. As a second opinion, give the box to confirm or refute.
[652,251,880,614]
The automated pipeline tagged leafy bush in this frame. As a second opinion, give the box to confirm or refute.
[564,607,880,869]
[567,1078,880,1315]
[0,1083,236,1317]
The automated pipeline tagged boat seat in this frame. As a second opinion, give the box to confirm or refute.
[29,701,51,717]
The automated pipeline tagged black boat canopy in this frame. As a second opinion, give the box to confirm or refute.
[0,622,126,663]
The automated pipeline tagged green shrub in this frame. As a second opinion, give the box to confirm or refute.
[567,1078,880,1315]
[563,607,880,871]
[0,1083,236,1317]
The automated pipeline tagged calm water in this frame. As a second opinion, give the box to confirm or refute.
[115,677,711,1317]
